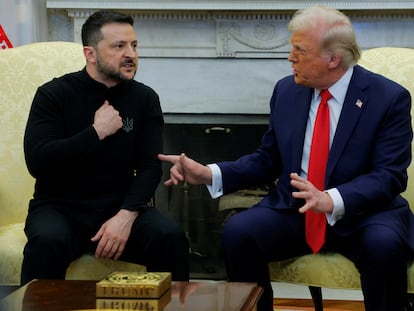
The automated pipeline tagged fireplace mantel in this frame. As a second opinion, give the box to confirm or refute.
[47,1,414,59]
[46,1,414,114]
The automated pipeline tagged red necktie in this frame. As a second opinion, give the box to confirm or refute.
[306,89,332,253]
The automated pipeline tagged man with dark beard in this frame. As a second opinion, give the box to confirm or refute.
[21,10,189,284]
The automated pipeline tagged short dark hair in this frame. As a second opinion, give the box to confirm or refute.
[81,10,134,47]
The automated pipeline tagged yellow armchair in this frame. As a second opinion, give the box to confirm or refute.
[0,41,145,286]
[268,47,414,310]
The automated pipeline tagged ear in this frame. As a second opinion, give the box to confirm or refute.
[83,46,96,64]
[327,53,341,69]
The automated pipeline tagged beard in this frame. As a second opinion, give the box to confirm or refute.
[96,53,137,83]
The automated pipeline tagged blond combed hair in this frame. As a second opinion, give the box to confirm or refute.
[288,6,361,67]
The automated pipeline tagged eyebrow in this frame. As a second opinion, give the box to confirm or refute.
[112,40,138,45]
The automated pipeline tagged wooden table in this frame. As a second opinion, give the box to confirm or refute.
[0,279,262,311]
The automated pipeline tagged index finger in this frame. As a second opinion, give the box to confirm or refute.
[157,154,179,163]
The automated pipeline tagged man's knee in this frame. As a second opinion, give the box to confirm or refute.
[24,230,74,261]
[355,226,408,269]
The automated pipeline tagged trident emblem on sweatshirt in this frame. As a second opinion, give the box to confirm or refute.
[122,117,133,133]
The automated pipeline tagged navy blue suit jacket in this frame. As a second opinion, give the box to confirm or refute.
[218,65,414,250]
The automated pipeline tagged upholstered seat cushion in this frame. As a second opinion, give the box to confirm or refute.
[269,253,414,293]
[66,255,146,281]
[269,254,361,290]
[0,223,26,285]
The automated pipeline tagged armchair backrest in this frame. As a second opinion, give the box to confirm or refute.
[0,41,84,226]
[358,47,414,209]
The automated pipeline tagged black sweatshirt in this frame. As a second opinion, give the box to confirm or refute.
[24,68,164,213]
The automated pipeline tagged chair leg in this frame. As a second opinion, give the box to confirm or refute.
[308,286,323,311]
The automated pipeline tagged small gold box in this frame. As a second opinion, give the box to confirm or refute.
[96,272,171,299]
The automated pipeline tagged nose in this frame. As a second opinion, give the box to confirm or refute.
[125,45,137,58]
[288,50,296,63]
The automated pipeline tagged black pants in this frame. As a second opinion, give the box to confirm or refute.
[21,205,189,285]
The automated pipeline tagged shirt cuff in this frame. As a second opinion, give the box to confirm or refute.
[206,164,223,199]
[325,188,345,226]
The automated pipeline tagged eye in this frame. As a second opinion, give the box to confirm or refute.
[292,45,309,56]
[115,43,124,49]
[297,47,308,55]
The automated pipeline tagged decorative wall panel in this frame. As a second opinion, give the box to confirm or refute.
[46,1,414,113]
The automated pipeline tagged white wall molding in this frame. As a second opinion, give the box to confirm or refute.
[47,0,414,10]
[60,10,414,58]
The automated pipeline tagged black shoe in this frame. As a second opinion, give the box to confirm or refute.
[405,294,414,311]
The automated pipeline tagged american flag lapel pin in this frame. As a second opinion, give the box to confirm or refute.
[355,99,363,108]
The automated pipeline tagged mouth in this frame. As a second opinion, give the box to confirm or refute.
[121,60,136,70]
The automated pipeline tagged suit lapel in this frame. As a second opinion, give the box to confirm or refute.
[326,66,369,179]
[290,88,313,173]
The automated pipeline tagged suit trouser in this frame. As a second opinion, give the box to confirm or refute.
[221,206,412,311]
[21,205,190,285]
